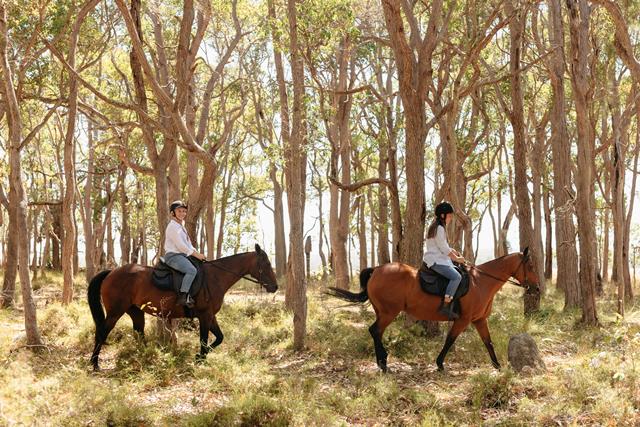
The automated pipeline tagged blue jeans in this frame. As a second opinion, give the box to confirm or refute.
[164,252,197,293]
[431,263,462,299]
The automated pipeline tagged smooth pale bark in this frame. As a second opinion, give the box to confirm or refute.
[610,74,627,313]
[358,195,367,272]
[0,2,42,345]
[248,73,286,278]
[311,158,329,280]
[119,164,131,265]
[567,0,598,325]
[325,37,354,290]
[62,0,100,303]
[548,0,580,306]
[268,0,293,285]
[530,108,549,293]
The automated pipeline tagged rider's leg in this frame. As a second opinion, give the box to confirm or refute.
[164,253,198,306]
[431,263,462,301]
[430,263,462,319]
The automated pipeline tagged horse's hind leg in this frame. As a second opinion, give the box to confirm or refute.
[436,320,469,371]
[473,318,500,369]
[91,311,125,371]
[369,313,396,373]
[127,306,145,339]
[209,316,224,348]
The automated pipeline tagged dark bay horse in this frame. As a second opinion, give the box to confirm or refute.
[328,248,539,372]
[87,244,278,370]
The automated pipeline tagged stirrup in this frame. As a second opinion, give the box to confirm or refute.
[439,302,459,320]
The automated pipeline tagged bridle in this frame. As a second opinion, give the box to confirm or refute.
[204,258,267,287]
[466,254,537,291]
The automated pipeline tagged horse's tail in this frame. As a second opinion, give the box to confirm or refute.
[327,267,375,303]
[87,270,111,332]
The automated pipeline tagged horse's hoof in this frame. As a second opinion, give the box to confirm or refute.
[493,363,501,370]
[437,363,444,372]
[195,354,206,364]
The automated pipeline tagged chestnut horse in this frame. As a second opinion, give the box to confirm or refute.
[328,248,539,372]
[87,244,278,370]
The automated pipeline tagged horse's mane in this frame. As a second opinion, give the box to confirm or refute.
[477,252,519,268]
[204,251,253,264]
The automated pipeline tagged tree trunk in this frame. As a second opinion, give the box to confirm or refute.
[567,0,598,325]
[305,236,312,280]
[327,37,353,290]
[1,205,17,307]
[0,3,42,345]
[358,196,367,272]
[376,133,390,264]
[83,119,96,279]
[272,166,286,278]
[285,0,307,351]
[62,1,99,304]
[543,186,553,280]
[508,1,541,315]
[548,0,580,307]
[381,0,439,266]
[51,204,61,270]
[119,164,131,265]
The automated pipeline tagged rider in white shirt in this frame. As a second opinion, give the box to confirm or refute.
[163,200,206,307]
[423,202,466,319]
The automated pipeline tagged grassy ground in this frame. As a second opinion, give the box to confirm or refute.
[0,271,638,426]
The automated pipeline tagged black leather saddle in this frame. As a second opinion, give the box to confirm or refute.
[418,262,470,316]
[151,255,205,299]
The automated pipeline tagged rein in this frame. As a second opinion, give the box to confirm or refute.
[204,259,263,285]
[465,256,534,290]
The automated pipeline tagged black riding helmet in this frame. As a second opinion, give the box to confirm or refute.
[435,201,454,218]
[169,200,188,214]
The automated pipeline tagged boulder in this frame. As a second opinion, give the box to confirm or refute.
[507,333,546,374]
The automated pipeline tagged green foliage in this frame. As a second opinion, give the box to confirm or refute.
[469,369,514,410]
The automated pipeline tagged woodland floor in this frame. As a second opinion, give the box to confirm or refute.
[0,272,638,426]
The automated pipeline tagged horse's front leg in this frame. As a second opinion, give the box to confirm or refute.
[473,317,500,369]
[436,319,469,371]
[196,315,211,362]
[209,316,224,348]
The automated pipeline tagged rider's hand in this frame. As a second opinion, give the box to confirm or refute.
[456,256,466,264]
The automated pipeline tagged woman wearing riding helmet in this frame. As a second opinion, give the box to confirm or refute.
[163,200,206,307]
[423,202,466,319]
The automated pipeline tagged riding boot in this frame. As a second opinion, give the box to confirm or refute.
[177,292,195,308]
[439,301,459,320]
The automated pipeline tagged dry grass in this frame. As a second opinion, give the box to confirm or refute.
[0,271,638,426]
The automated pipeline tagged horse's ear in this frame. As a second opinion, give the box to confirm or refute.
[523,246,529,257]
[255,243,262,253]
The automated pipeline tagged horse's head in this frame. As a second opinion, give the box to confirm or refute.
[250,244,278,293]
[512,247,540,292]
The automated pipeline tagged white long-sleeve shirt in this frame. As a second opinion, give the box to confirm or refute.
[164,219,196,256]
[422,225,454,267]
